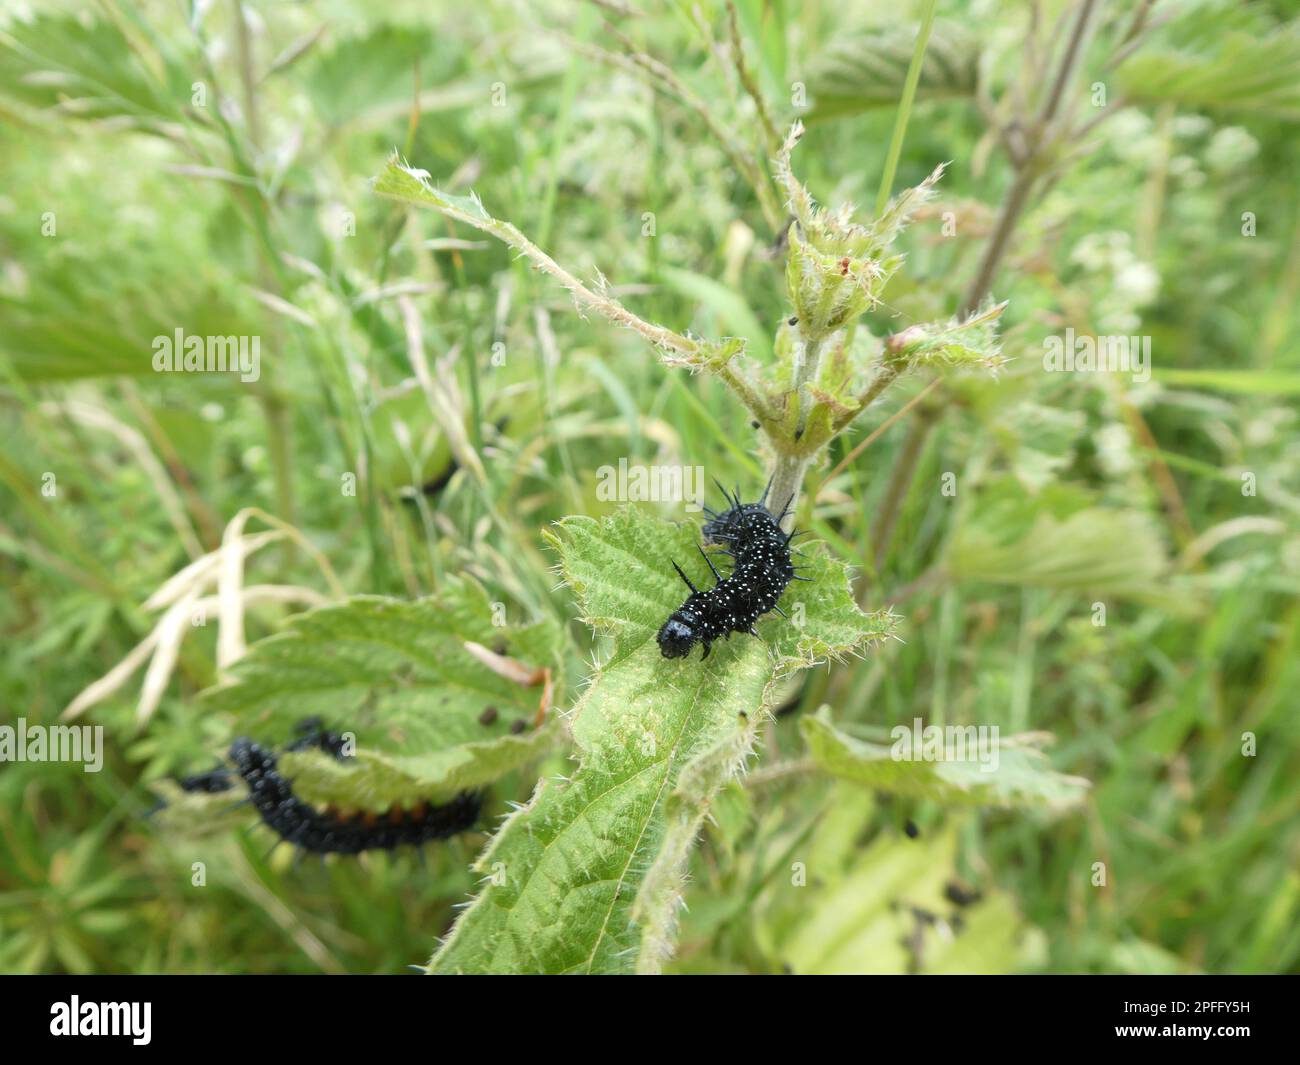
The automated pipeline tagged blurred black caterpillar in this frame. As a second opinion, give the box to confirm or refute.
[174,718,481,854]
[657,481,811,660]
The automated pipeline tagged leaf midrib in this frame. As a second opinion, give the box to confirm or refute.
[579,661,715,973]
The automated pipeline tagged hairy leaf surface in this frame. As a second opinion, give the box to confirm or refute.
[431,508,895,973]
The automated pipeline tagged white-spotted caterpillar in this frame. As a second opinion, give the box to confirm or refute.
[657,482,811,660]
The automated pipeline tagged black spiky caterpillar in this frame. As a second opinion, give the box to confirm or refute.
[657,481,812,660]
[177,718,482,854]
[176,766,236,794]
[173,716,344,798]
[230,738,482,854]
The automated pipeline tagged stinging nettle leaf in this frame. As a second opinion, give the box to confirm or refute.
[430,508,895,974]
[947,482,1200,616]
[754,825,1041,974]
[198,578,566,809]
[802,710,1090,812]
[372,159,494,223]
[803,20,981,122]
[1115,25,1300,120]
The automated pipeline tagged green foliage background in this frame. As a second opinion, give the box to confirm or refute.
[1,0,1298,974]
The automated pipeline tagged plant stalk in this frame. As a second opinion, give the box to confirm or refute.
[875,0,938,215]
[769,451,812,529]
[870,405,935,571]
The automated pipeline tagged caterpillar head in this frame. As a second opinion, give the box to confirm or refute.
[657,613,699,658]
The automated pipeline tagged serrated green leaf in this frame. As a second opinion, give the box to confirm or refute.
[430,508,895,973]
[277,723,560,808]
[372,159,493,222]
[1115,26,1300,120]
[754,823,1039,974]
[198,578,566,808]
[303,25,436,127]
[802,710,1090,812]
[948,486,1198,615]
[804,20,981,121]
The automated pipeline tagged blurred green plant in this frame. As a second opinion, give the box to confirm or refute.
[1,0,1298,978]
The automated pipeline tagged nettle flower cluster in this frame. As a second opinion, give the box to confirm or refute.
[731,123,1008,477]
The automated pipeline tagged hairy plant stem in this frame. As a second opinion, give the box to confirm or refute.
[820,376,942,495]
[961,162,1036,315]
[762,334,824,523]
[379,174,701,357]
[717,360,776,427]
[794,335,823,425]
[769,451,812,530]
[725,0,780,155]
[837,361,902,433]
[379,161,789,469]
